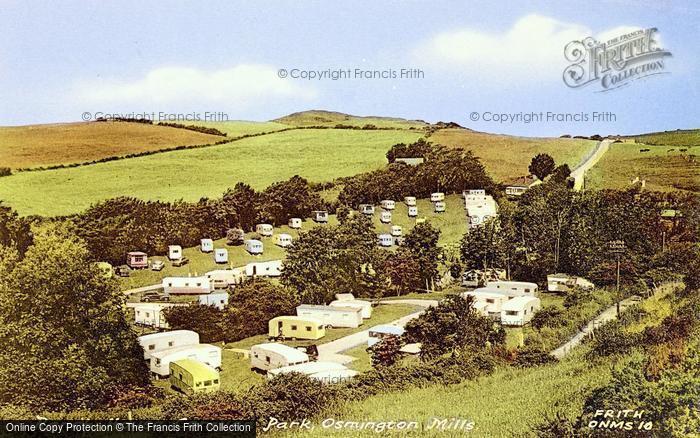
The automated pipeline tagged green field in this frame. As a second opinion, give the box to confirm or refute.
[429,128,596,182]
[189,120,290,136]
[274,110,427,129]
[0,121,224,169]
[0,129,422,216]
[586,141,700,192]
[295,349,612,437]
[629,129,700,148]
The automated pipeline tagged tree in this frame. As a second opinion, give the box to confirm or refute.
[403,222,442,288]
[260,175,322,226]
[0,224,149,411]
[0,202,32,255]
[528,153,556,181]
[460,217,511,272]
[164,304,226,343]
[224,280,298,341]
[222,182,260,231]
[380,249,423,296]
[404,295,505,359]
[368,335,404,367]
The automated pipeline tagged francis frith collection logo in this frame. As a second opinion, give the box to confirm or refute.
[563,27,671,91]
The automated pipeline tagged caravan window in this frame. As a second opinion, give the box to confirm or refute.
[204,380,212,386]
[505,310,518,316]
[213,379,219,384]
[306,326,312,332]
[266,356,271,363]
[291,325,298,330]
[486,299,494,304]
[168,341,173,347]
[148,344,156,350]
[525,288,531,292]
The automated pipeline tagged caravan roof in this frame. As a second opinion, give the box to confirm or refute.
[252,343,309,363]
[268,361,347,377]
[369,325,404,336]
[138,330,199,343]
[502,296,540,311]
[150,344,217,360]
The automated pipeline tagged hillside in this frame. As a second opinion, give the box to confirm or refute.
[428,128,596,181]
[274,110,428,129]
[628,128,700,148]
[0,121,225,169]
[0,128,422,216]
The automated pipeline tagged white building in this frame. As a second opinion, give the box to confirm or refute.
[430,192,445,202]
[250,343,310,372]
[547,274,595,292]
[205,268,246,289]
[296,304,363,328]
[380,211,392,223]
[463,190,498,228]
[501,296,541,326]
[246,260,283,277]
[377,233,393,247]
[359,204,375,215]
[390,225,402,237]
[149,344,222,377]
[198,291,229,310]
[214,248,228,264]
[329,299,372,319]
[408,206,418,217]
[138,330,200,360]
[129,302,184,329]
[486,281,539,297]
[162,276,212,295]
[245,239,264,254]
[288,218,302,229]
[273,233,293,248]
[461,291,510,319]
[256,224,274,237]
[168,245,182,260]
[434,201,446,213]
[200,239,214,253]
[404,196,416,206]
[380,200,395,210]
[312,210,329,223]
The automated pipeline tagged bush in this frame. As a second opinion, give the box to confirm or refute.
[512,346,558,367]
[531,307,566,329]
[0,167,11,177]
[587,320,640,358]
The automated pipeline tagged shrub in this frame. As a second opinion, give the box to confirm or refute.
[587,320,640,358]
[531,307,566,329]
[0,167,11,177]
[512,346,558,367]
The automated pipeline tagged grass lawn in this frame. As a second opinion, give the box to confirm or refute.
[429,128,596,182]
[294,349,613,437]
[0,121,224,169]
[586,141,699,193]
[344,345,373,372]
[0,129,422,216]
[225,303,421,351]
[629,129,700,148]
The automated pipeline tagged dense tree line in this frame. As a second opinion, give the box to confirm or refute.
[72,176,324,265]
[281,215,442,303]
[164,280,298,343]
[0,225,149,411]
[460,175,700,288]
[385,138,432,163]
[339,144,497,207]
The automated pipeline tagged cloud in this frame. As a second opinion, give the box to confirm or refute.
[414,14,644,82]
[77,64,316,109]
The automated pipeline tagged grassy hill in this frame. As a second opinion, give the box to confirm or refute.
[628,128,700,148]
[0,121,225,169]
[428,128,596,181]
[274,110,428,129]
[587,140,699,193]
[0,128,422,216]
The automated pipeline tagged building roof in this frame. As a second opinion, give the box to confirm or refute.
[297,304,362,314]
[127,251,147,256]
[171,358,219,379]
[502,296,540,310]
[487,281,538,289]
[245,239,263,245]
[335,293,355,301]
[252,343,309,362]
[138,330,199,343]
[399,343,422,354]
[268,361,347,376]
[270,315,324,325]
[503,175,540,188]
[368,325,405,336]
[462,291,509,299]
[150,343,220,359]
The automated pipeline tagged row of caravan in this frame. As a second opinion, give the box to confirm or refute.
[137,330,222,377]
[463,281,540,326]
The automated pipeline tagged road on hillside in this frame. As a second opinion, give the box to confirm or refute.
[550,295,641,359]
[317,299,438,364]
[570,139,613,191]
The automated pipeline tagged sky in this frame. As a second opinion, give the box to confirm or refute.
[1,0,698,136]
